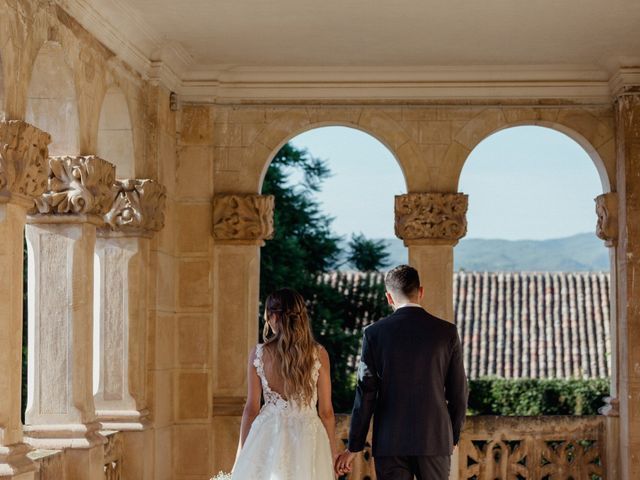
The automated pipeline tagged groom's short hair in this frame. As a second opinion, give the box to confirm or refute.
[385,265,420,297]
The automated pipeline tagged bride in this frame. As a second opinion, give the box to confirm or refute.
[231,288,337,479]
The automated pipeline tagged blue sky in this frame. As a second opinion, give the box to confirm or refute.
[289,125,603,241]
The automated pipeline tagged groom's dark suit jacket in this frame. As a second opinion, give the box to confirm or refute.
[348,306,468,457]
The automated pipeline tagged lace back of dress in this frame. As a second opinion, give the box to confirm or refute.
[254,344,321,412]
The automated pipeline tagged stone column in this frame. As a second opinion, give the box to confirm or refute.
[94,179,166,429]
[395,193,468,320]
[395,192,467,480]
[210,193,274,472]
[0,120,50,480]
[24,156,115,480]
[594,191,620,479]
[93,179,165,480]
[614,91,640,480]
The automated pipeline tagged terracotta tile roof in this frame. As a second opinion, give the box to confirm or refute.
[319,271,611,379]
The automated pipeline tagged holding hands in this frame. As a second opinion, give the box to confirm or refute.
[334,449,357,477]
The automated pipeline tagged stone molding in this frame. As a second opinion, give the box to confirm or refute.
[212,194,274,242]
[0,120,51,206]
[395,193,468,245]
[33,156,116,219]
[102,179,167,237]
[595,193,618,247]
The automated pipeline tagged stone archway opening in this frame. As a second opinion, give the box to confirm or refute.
[25,41,80,156]
[258,125,406,412]
[455,124,611,478]
[97,86,135,178]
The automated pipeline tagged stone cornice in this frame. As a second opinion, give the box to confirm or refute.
[102,179,167,237]
[395,193,468,245]
[0,121,51,207]
[212,194,274,243]
[32,156,116,220]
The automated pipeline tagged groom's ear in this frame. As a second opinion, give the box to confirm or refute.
[385,291,394,306]
[417,286,424,301]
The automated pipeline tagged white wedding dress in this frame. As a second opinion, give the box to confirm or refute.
[231,344,334,480]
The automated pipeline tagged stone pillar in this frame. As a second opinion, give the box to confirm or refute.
[614,91,640,480]
[210,194,274,472]
[0,121,50,480]
[595,191,620,479]
[395,193,468,320]
[395,192,467,480]
[24,156,115,480]
[94,178,165,480]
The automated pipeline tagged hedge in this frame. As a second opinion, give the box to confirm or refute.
[467,377,610,416]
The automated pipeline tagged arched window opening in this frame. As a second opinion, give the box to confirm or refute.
[25,42,79,156]
[455,125,610,415]
[97,86,135,178]
[260,126,405,412]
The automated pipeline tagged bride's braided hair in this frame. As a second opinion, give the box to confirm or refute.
[263,288,317,405]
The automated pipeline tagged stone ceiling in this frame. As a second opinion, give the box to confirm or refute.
[60,0,640,101]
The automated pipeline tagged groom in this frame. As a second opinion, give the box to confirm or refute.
[335,265,468,480]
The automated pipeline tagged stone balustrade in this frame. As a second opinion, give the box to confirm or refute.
[335,414,606,480]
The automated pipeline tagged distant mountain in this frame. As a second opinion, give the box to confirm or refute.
[371,233,610,272]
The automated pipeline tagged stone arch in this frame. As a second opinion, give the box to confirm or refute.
[97,85,135,178]
[446,108,615,193]
[246,108,420,193]
[25,41,80,156]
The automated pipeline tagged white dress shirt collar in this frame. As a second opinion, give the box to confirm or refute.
[395,302,423,310]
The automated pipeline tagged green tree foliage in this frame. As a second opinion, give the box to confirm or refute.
[261,143,358,411]
[260,143,342,297]
[346,234,390,272]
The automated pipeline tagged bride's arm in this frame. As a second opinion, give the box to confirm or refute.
[317,346,338,462]
[239,347,262,448]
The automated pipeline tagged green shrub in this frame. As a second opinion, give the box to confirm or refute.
[467,377,610,416]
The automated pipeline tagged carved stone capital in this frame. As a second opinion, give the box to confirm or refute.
[395,193,468,245]
[595,192,618,247]
[212,194,274,243]
[102,179,167,237]
[0,120,51,206]
[32,156,116,220]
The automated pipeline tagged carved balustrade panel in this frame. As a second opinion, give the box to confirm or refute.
[334,415,605,480]
[458,416,606,480]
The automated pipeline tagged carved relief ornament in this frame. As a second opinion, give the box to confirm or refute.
[395,193,468,245]
[0,120,51,205]
[103,179,167,237]
[212,194,275,242]
[595,192,618,247]
[33,156,116,218]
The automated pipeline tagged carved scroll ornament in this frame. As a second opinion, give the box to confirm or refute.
[595,192,618,247]
[104,178,167,236]
[34,156,116,216]
[395,193,468,244]
[212,194,274,242]
[0,120,51,204]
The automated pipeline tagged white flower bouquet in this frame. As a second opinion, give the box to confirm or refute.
[211,472,232,480]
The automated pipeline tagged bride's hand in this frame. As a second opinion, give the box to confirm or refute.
[335,449,356,476]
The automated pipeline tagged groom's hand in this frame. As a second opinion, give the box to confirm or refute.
[335,449,356,476]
